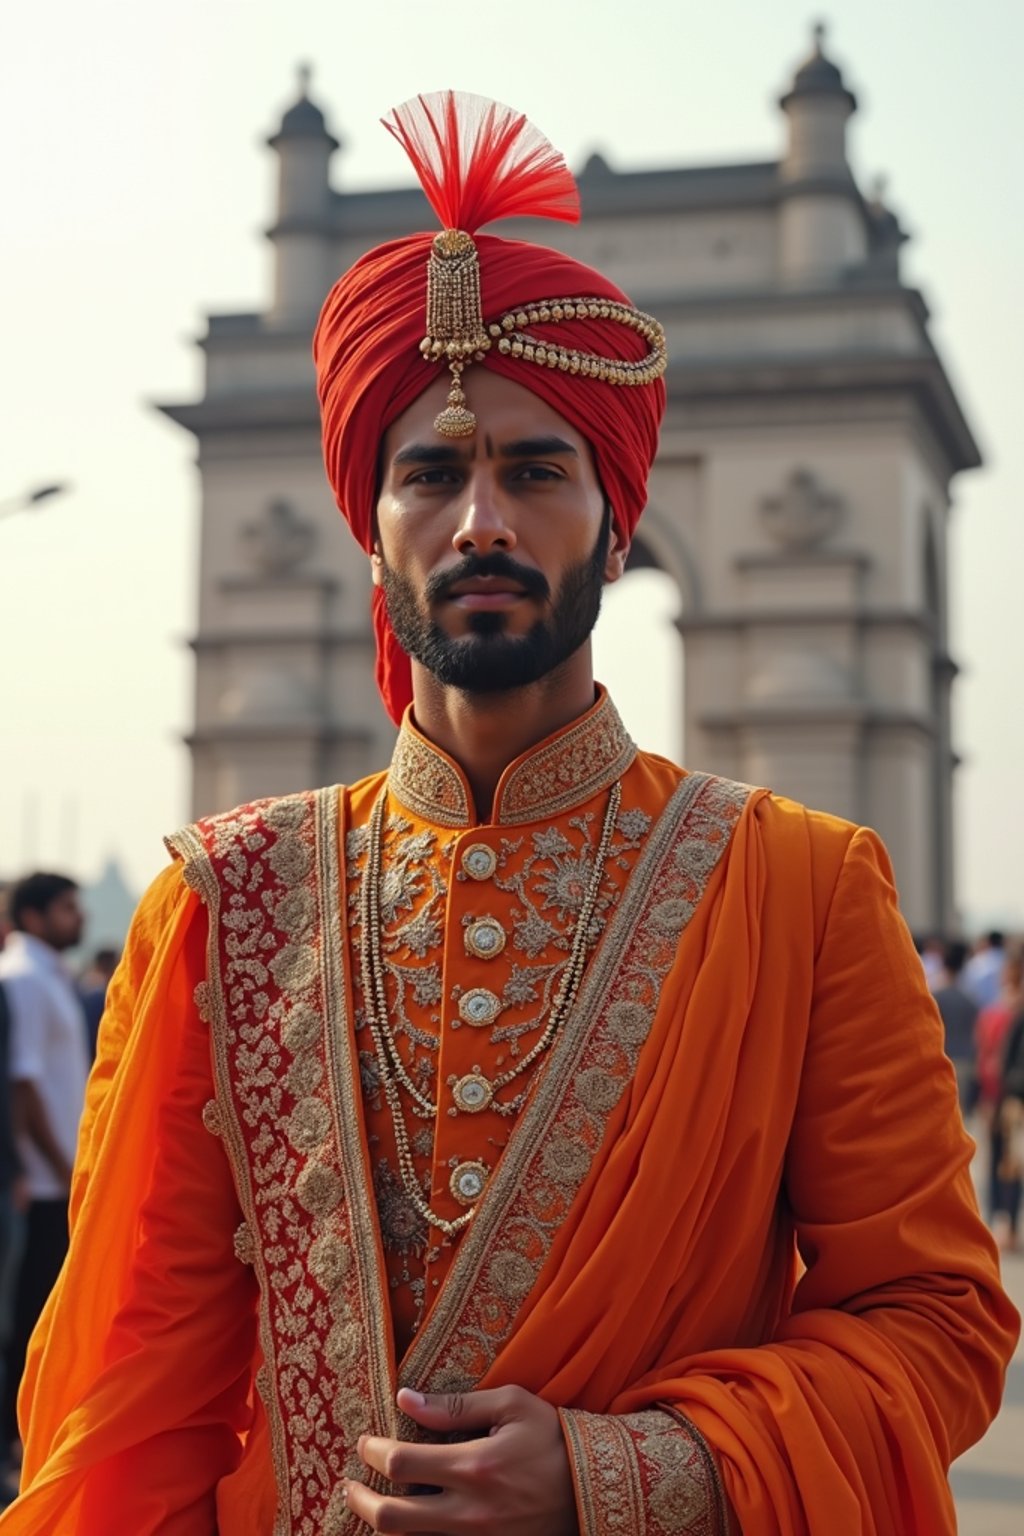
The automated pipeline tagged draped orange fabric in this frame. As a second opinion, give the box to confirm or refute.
[0,725,1016,1533]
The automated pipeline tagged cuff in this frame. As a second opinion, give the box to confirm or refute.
[559,1406,728,1536]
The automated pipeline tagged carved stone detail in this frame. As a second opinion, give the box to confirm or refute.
[243,499,317,575]
[759,469,844,550]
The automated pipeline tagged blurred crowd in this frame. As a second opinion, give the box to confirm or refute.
[0,872,119,1502]
[916,929,1024,1255]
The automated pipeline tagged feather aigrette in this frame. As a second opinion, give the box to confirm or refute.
[382,91,580,234]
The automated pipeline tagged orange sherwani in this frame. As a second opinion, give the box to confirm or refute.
[2,692,1017,1535]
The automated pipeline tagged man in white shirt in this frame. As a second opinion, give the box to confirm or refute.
[0,875,89,1457]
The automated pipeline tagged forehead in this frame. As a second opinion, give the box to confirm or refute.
[381,368,596,464]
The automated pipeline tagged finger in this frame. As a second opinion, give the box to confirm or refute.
[343,1477,457,1534]
[358,1432,470,1489]
[397,1384,524,1434]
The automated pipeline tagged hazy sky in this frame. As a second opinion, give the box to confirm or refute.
[2,0,1022,928]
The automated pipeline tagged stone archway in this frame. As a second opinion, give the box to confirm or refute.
[592,511,694,765]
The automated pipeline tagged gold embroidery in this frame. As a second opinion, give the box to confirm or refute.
[287,1096,332,1151]
[282,1003,320,1053]
[325,1316,363,1371]
[389,730,471,827]
[234,1222,256,1265]
[488,1250,536,1299]
[167,789,397,1535]
[274,888,315,937]
[201,1098,223,1136]
[559,1407,725,1535]
[540,1134,592,1183]
[269,941,318,993]
[308,1231,351,1287]
[388,690,635,827]
[295,1160,343,1215]
[574,1067,623,1114]
[346,776,652,1335]
[497,699,636,825]
[402,773,752,1394]
[605,999,651,1046]
[287,1052,324,1098]
[323,1484,350,1536]
[561,1409,645,1534]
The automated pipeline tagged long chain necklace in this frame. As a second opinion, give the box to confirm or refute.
[358,780,622,1237]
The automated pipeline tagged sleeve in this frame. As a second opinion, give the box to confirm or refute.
[559,1403,734,1536]
[3,865,259,1536]
[559,827,1018,1536]
[5,972,46,1085]
[670,828,1017,1534]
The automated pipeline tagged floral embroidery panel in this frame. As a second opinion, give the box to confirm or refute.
[346,790,654,1354]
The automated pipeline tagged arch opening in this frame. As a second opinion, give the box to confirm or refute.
[593,547,684,765]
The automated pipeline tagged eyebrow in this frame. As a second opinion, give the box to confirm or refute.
[392,442,466,467]
[500,436,578,460]
[390,434,580,469]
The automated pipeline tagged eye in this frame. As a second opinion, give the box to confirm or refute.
[510,464,563,482]
[406,467,461,486]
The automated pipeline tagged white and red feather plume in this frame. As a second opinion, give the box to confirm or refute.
[382,90,580,234]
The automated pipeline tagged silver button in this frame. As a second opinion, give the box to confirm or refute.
[458,988,502,1027]
[461,843,498,881]
[450,1160,489,1205]
[452,1073,493,1114]
[465,918,506,960]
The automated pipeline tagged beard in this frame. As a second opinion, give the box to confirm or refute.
[380,514,611,695]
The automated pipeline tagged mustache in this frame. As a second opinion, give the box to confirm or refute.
[425,552,550,604]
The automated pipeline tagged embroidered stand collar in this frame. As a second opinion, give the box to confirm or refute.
[388,687,637,828]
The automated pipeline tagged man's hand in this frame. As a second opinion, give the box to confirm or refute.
[346,1384,579,1535]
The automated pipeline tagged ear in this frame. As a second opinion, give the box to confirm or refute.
[603,523,629,586]
[370,546,385,589]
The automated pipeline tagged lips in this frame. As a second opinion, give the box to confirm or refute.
[446,575,530,610]
[448,576,527,598]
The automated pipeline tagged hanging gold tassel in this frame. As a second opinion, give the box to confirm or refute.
[419,230,491,437]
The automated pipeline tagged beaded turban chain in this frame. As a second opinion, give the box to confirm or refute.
[313,90,669,724]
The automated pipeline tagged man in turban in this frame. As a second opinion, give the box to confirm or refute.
[1,94,1016,1536]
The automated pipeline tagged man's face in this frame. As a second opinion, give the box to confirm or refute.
[374,370,627,694]
[23,889,84,952]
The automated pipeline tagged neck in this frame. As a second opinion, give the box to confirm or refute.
[19,929,56,953]
[409,646,598,821]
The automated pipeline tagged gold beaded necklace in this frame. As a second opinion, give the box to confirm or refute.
[358,780,622,1236]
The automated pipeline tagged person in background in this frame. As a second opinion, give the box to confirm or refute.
[982,952,1024,1253]
[964,929,1007,1010]
[976,948,1023,1114]
[0,876,89,1464]
[933,939,980,1113]
[916,933,947,992]
[995,999,1024,1253]
[77,948,120,1060]
[0,980,25,1508]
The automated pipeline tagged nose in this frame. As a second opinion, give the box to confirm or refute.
[452,471,517,557]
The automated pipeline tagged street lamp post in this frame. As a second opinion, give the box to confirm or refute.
[0,483,70,521]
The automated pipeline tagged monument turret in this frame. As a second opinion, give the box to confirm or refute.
[778,24,865,286]
[265,65,339,325]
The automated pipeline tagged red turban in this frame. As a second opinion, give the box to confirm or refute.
[313,94,667,724]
